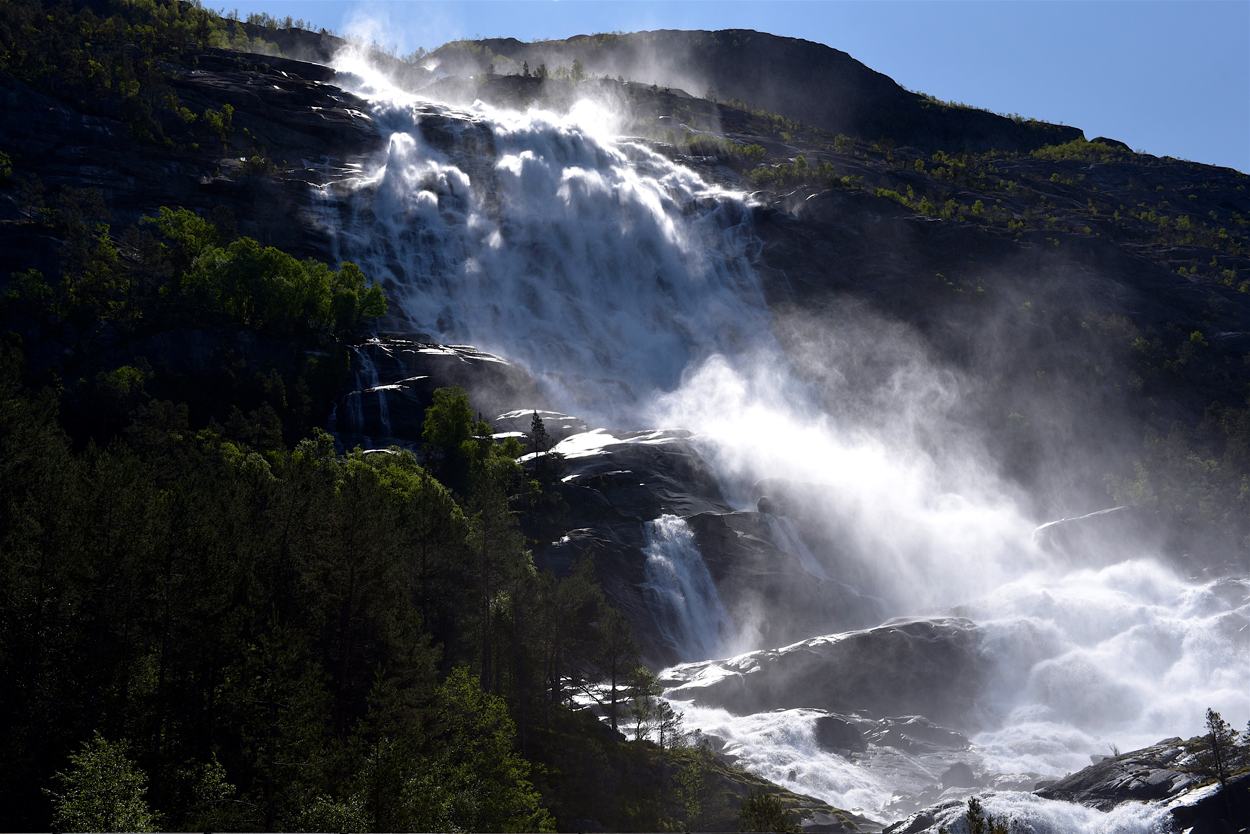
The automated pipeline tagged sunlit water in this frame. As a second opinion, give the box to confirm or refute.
[642,514,737,661]
[322,48,1249,827]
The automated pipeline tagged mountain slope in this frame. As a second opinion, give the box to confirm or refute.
[431,29,1083,152]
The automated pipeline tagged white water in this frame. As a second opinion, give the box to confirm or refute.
[641,514,737,661]
[668,563,1248,819]
[322,50,1248,830]
[325,52,768,421]
[921,792,1173,834]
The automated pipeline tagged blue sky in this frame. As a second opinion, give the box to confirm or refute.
[217,1,1249,172]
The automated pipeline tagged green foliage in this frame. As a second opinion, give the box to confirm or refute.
[146,205,218,265]
[45,734,159,833]
[1187,708,1242,788]
[422,385,477,493]
[1032,137,1133,163]
[166,235,386,337]
[737,789,798,833]
[750,157,844,189]
[201,103,234,144]
[937,797,1014,834]
[431,668,555,832]
[0,0,225,145]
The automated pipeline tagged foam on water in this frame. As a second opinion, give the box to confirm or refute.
[926,792,1173,834]
[664,566,1247,821]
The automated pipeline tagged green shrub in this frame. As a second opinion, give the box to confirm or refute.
[170,236,385,337]
[737,790,797,833]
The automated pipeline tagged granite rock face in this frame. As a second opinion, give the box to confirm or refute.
[332,338,550,451]
[0,48,380,267]
[1034,737,1201,810]
[660,617,987,727]
[429,30,1083,154]
[687,509,887,651]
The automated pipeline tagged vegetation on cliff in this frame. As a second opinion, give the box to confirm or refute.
[0,199,780,830]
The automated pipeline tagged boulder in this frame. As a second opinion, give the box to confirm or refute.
[939,763,977,790]
[813,715,867,753]
[661,617,988,727]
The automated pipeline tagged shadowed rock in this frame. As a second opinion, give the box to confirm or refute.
[662,617,988,727]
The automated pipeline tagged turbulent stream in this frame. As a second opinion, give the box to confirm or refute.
[319,51,1248,829]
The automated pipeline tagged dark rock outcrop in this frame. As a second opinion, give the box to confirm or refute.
[813,715,868,754]
[534,428,733,667]
[939,763,977,790]
[865,718,971,756]
[0,48,380,264]
[332,338,550,450]
[886,738,1250,834]
[688,510,886,650]
[661,617,988,727]
[1034,737,1199,811]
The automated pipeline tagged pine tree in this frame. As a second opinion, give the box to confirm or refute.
[529,411,551,457]
[736,790,797,833]
[1194,707,1240,788]
[45,734,159,833]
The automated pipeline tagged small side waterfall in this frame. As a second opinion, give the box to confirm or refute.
[642,514,736,661]
[330,343,397,448]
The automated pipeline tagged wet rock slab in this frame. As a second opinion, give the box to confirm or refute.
[660,616,987,727]
[332,337,550,450]
[1034,736,1199,811]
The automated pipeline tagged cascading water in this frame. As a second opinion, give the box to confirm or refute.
[329,340,395,446]
[642,514,737,662]
[667,562,1248,821]
[323,52,770,423]
[321,48,1248,830]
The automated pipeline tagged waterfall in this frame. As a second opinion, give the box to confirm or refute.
[319,55,1248,830]
[320,59,773,424]
[642,514,736,662]
[330,342,396,448]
